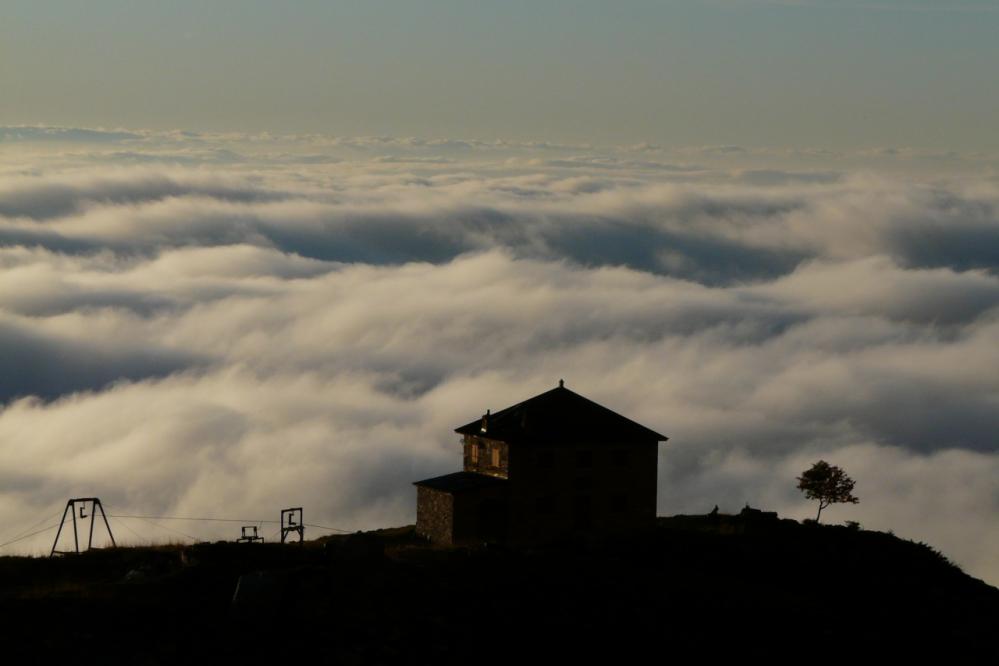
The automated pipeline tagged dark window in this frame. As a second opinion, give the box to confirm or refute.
[576,449,593,468]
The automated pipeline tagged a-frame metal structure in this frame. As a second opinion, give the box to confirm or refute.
[50,497,116,556]
[281,507,304,544]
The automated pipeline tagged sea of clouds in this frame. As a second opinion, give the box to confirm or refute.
[0,128,996,585]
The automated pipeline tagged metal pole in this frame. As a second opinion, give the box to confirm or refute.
[97,500,116,548]
[50,502,70,557]
[71,500,79,554]
[87,500,96,550]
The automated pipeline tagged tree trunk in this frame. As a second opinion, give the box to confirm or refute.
[816,502,824,523]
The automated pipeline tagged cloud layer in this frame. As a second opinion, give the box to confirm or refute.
[1,136,997,586]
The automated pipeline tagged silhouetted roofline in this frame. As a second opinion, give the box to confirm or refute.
[413,471,509,493]
[454,383,668,445]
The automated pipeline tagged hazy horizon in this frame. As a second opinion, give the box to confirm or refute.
[5,1,999,150]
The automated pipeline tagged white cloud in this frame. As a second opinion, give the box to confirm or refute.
[0,144,997,587]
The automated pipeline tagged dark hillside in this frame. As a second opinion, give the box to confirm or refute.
[1,514,996,663]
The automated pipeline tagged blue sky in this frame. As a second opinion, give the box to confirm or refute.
[3,1,998,149]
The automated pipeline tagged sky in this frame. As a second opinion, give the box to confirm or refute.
[0,3,997,587]
[3,1,999,150]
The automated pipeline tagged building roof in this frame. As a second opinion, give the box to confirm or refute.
[454,382,668,445]
[413,471,509,493]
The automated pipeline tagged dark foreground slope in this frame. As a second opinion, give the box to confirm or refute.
[1,515,996,663]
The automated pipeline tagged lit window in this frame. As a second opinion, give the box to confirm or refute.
[470,443,479,464]
[491,447,501,467]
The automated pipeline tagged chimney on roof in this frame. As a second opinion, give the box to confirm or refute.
[480,409,490,433]
[559,378,564,388]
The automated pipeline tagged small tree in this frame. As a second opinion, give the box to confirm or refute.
[797,460,858,523]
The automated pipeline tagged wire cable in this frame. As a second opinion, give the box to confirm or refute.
[2,508,351,552]
[303,522,352,533]
[109,516,151,545]
[0,511,63,547]
[0,521,62,550]
[130,515,200,543]
[107,514,352,533]
[108,513,281,524]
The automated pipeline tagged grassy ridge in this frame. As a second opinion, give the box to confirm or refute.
[1,516,996,663]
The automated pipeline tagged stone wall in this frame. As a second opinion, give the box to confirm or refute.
[422,439,659,547]
[416,487,454,546]
[462,435,509,479]
[506,442,659,545]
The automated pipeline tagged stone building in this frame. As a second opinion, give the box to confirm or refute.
[413,381,667,546]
